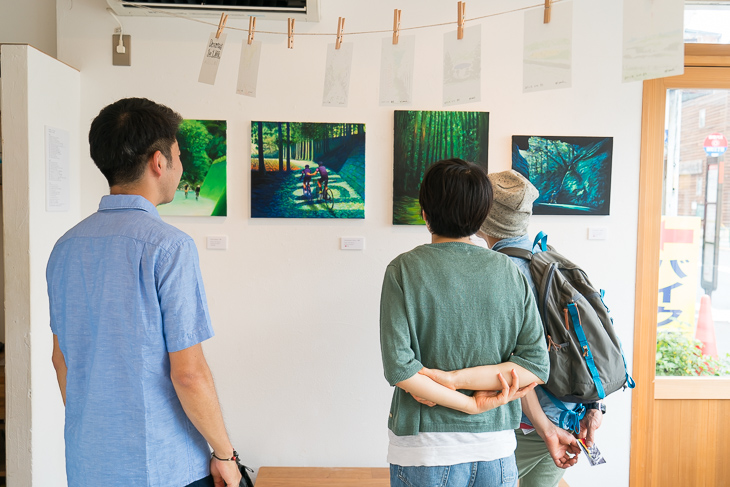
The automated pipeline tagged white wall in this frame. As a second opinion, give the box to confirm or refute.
[1,45,80,486]
[54,1,642,486]
[0,0,57,57]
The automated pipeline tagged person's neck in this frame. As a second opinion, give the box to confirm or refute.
[109,183,161,207]
[431,234,474,245]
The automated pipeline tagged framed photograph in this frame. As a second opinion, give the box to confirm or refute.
[393,110,489,225]
[512,135,613,216]
[158,119,227,217]
[251,122,365,219]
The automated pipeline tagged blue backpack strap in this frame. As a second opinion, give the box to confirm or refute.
[541,387,586,434]
[598,291,636,390]
[567,302,606,399]
[533,231,548,252]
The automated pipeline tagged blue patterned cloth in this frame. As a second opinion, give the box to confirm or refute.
[47,195,214,486]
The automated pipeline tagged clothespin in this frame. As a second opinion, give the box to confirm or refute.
[457,2,466,40]
[392,9,401,45]
[247,16,256,44]
[336,17,345,50]
[215,12,228,39]
[288,18,295,49]
[544,0,552,24]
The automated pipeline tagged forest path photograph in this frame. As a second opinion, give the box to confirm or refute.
[251,121,366,219]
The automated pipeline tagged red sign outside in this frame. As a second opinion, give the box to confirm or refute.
[703,133,728,155]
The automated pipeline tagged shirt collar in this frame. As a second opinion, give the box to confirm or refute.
[490,234,532,252]
[98,194,161,220]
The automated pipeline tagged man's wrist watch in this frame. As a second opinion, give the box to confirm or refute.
[584,402,606,414]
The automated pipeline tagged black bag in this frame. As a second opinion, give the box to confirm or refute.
[236,457,254,487]
[498,232,635,403]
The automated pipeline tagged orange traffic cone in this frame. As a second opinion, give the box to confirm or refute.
[695,294,718,358]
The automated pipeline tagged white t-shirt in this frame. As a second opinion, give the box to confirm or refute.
[387,429,516,467]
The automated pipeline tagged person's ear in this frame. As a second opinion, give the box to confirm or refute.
[149,150,165,177]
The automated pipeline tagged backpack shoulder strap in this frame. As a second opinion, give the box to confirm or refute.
[496,247,533,261]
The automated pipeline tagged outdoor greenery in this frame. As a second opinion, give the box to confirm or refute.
[656,330,730,376]
[177,120,226,187]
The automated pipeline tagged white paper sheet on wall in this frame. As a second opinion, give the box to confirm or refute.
[443,25,481,106]
[622,0,684,83]
[45,126,70,212]
[199,32,227,85]
[523,1,573,93]
[379,35,415,106]
[323,43,354,108]
[237,40,262,97]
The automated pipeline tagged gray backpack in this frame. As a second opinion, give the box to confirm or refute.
[499,232,635,403]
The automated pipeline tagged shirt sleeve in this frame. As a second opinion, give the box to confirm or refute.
[379,263,423,386]
[508,274,550,383]
[157,238,214,352]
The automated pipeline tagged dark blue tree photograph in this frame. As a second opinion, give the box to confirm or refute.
[512,135,613,215]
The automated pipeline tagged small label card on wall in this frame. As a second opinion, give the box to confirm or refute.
[199,33,227,85]
[379,35,416,106]
[523,0,573,93]
[323,43,354,108]
[237,40,262,97]
[622,0,684,82]
[443,25,481,106]
[45,126,70,212]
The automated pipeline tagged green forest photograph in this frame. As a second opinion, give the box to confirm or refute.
[158,119,227,217]
[512,135,613,215]
[393,110,489,225]
[250,121,365,219]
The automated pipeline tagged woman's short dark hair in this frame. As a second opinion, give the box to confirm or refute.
[89,98,183,186]
[419,158,493,238]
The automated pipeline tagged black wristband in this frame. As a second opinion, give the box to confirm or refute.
[211,450,239,461]
[584,402,606,414]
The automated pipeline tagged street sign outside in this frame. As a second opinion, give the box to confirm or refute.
[703,133,728,155]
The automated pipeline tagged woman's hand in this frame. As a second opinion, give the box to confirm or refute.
[472,369,538,414]
[419,367,457,390]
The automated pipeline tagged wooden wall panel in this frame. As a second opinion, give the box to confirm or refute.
[654,400,730,487]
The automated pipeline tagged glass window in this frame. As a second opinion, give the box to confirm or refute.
[685,4,730,44]
[657,88,730,376]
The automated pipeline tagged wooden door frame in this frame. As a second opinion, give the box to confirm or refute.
[629,44,730,487]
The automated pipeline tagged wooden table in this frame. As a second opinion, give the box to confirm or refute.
[254,467,389,487]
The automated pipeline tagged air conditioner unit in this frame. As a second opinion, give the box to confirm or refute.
[106,0,321,22]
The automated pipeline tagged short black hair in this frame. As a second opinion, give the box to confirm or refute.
[419,158,493,238]
[89,98,182,186]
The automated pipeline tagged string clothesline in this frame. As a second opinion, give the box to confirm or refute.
[118,0,565,38]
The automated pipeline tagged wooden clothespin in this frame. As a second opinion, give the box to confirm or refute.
[544,0,552,24]
[247,16,256,44]
[336,17,345,50]
[288,18,295,49]
[215,12,228,39]
[392,9,401,45]
[457,2,466,40]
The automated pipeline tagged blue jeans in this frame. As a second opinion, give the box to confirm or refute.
[390,456,518,487]
[185,475,214,487]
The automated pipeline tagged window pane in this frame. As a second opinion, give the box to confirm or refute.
[685,7,730,44]
[657,88,730,376]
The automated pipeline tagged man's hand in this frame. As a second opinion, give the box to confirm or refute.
[210,457,242,487]
[472,369,538,414]
[578,409,603,447]
[541,427,581,468]
[419,367,457,390]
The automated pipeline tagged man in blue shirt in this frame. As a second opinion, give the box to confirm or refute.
[477,170,603,487]
[48,98,241,487]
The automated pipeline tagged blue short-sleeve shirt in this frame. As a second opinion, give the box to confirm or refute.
[47,195,214,487]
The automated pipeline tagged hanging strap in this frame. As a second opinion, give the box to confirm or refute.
[598,290,636,390]
[533,231,548,252]
[541,387,586,434]
[567,302,606,399]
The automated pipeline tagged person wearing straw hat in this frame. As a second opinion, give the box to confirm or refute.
[478,169,602,487]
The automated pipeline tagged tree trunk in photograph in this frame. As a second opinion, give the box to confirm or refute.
[278,123,284,172]
[286,122,291,172]
[257,121,265,172]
